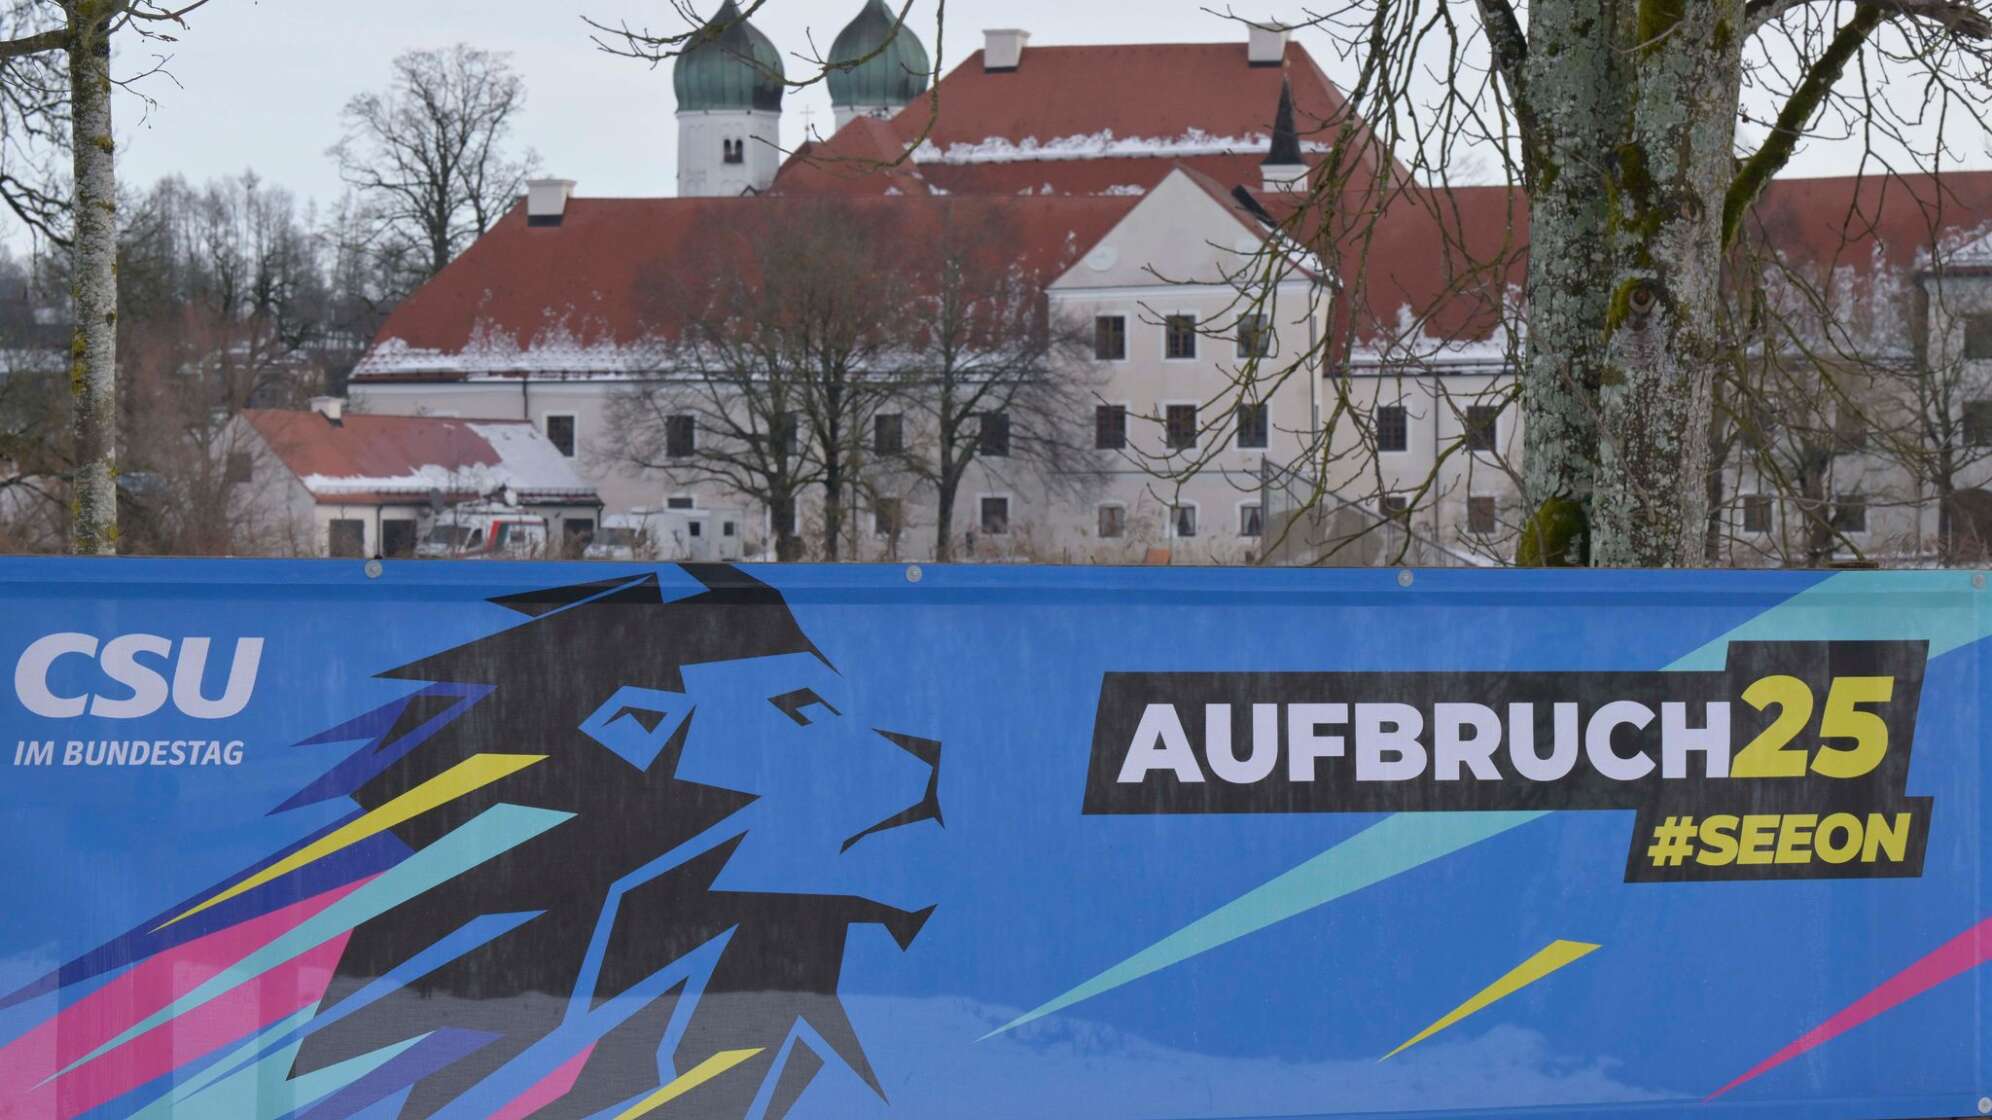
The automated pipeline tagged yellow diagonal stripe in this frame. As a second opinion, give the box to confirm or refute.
[155,753,548,931]
[1381,938,1600,1060]
[612,1048,765,1120]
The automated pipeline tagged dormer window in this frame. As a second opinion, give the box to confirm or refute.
[722,138,745,165]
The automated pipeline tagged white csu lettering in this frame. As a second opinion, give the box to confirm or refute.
[15,633,265,719]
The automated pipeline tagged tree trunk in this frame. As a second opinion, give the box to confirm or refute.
[772,492,802,561]
[821,471,843,561]
[1517,0,1622,564]
[1933,472,1955,565]
[934,451,966,563]
[1703,425,1727,565]
[1800,451,1832,565]
[819,391,844,561]
[67,7,117,556]
[1592,0,1745,566]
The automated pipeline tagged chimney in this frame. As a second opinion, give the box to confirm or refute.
[526,178,577,226]
[983,28,1029,72]
[310,396,345,425]
[1248,21,1289,66]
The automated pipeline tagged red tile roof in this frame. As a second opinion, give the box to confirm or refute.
[1744,169,1992,273]
[240,409,597,505]
[1247,170,1992,353]
[773,40,1390,197]
[357,193,1139,371]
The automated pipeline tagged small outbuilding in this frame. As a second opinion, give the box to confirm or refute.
[227,398,603,558]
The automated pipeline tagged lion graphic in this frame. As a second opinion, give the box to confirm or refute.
[4,565,942,1120]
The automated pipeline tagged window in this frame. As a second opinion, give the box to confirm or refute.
[688,521,702,537]
[1376,405,1408,453]
[1832,494,1868,534]
[381,519,417,558]
[1095,404,1127,450]
[1094,316,1127,360]
[874,412,904,456]
[1966,401,1992,446]
[1165,404,1197,450]
[328,519,365,558]
[1239,503,1264,537]
[1098,504,1126,538]
[1742,494,1772,534]
[545,414,576,458]
[722,137,744,165]
[666,495,696,510]
[1465,406,1500,452]
[722,521,736,538]
[561,518,595,556]
[979,495,1010,535]
[665,414,695,459]
[1381,494,1410,523]
[875,497,902,537]
[1965,314,1992,360]
[1171,503,1199,538]
[978,411,1011,457]
[1165,314,1198,360]
[1236,403,1269,449]
[769,412,800,456]
[1236,314,1271,358]
[225,451,252,485]
[1833,407,1867,454]
[1467,496,1497,537]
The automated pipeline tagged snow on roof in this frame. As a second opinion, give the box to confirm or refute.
[909,129,1333,166]
[354,194,1137,379]
[241,409,599,505]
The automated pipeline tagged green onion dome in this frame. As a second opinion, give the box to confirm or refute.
[827,0,931,110]
[673,1,786,113]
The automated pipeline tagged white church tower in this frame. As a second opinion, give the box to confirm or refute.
[674,1,785,197]
[827,0,932,132]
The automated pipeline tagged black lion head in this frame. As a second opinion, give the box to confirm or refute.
[286,565,943,1119]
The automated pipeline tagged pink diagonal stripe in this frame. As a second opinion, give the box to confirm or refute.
[0,880,367,1108]
[39,934,349,1120]
[489,1044,596,1120]
[1707,915,1991,1100]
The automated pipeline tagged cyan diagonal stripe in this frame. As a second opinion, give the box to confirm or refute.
[983,810,1548,1037]
[141,1032,431,1120]
[56,804,572,1078]
[987,570,1989,1037]
[1669,570,1987,669]
[198,911,543,1092]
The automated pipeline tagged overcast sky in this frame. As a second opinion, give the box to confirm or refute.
[105,0,1980,216]
[111,0,1264,209]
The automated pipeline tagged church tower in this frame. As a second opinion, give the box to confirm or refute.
[827,0,932,132]
[674,1,785,197]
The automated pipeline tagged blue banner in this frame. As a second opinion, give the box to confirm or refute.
[0,560,1984,1120]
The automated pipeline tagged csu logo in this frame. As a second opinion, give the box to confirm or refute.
[13,633,265,719]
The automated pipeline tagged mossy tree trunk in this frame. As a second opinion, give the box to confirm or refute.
[1508,0,1624,566]
[66,2,117,555]
[1500,0,1836,566]
[1590,0,1746,566]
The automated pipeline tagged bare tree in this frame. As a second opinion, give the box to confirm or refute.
[1151,0,1992,569]
[331,45,537,290]
[767,199,906,559]
[890,201,1101,561]
[0,0,213,554]
[0,2,65,240]
[608,200,905,560]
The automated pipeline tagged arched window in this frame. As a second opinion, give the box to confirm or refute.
[722,138,744,165]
